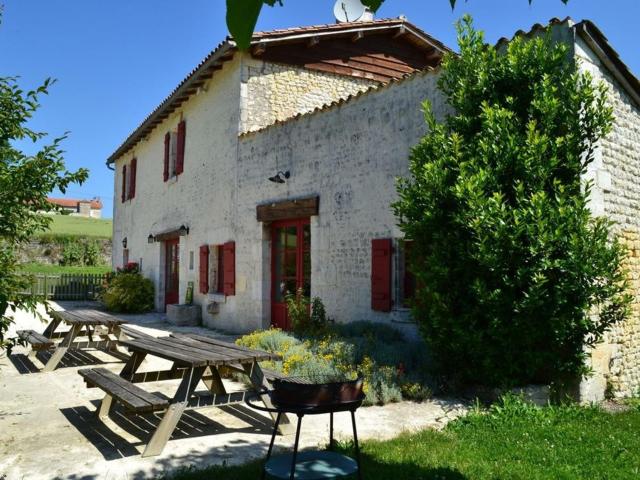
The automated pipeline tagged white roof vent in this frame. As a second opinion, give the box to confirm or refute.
[334,0,374,23]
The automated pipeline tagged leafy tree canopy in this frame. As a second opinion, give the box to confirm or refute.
[393,16,629,389]
[226,0,569,50]
[0,74,88,350]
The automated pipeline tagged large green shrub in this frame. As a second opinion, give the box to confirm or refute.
[393,17,630,389]
[59,239,103,266]
[100,269,154,313]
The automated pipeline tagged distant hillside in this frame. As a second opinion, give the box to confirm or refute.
[38,215,112,239]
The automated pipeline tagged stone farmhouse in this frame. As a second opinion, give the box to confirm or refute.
[46,197,103,218]
[108,17,640,399]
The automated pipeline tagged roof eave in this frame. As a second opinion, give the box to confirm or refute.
[106,42,236,165]
[106,20,450,165]
[574,20,640,108]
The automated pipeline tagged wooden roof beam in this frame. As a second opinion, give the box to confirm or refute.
[351,30,364,43]
[252,42,266,56]
[393,26,406,39]
[425,47,442,62]
[307,36,320,48]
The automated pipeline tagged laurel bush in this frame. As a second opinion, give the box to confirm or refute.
[394,17,630,388]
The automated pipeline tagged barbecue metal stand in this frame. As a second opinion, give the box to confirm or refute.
[246,392,364,480]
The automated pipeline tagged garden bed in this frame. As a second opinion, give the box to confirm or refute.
[235,322,432,405]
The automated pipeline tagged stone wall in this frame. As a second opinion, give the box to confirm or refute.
[112,53,382,329]
[240,60,377,134]
[576,36,640,398]
[18,238,111,266]
[234,70,447,336]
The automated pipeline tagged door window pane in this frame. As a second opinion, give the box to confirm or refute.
[285,226,297,249]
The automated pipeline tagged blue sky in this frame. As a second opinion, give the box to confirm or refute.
[2,0,637,218]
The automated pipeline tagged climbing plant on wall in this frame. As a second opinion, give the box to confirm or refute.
[393,16,630,389]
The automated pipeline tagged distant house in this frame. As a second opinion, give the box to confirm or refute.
[47,197,103,218]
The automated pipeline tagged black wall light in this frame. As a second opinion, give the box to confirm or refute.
[147,234,155,244]
[268,170,290,184]
[178,225,190,236]
[122,237,128,249]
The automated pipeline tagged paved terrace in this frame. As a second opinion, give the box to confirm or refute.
[0,302,468,480]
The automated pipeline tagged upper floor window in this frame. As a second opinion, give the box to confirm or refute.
[163,120,186,182]
[121,157,137,203]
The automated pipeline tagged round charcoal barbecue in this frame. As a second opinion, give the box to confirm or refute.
[246,376,365,480]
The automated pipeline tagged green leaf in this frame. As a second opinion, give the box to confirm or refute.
[226,0,264,50]
[362,0,385,11]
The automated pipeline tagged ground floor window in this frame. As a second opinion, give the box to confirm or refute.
[199,242,235,296]
[371,237,416,312]
[396,239,416,308]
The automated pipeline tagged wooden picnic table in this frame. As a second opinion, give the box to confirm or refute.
[79,332,294,457]
[17,309,128,372]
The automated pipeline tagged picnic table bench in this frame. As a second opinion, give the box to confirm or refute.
[79,332,294,457]
[17,308,128,372]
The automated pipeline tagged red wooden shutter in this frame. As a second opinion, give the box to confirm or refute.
[371,238,392,312]
[222,241,235,296]
[163,132,170,182]
[199,245,209,294]
[129,158,137,199]
[121,165,127,203]
[176,120,186,175]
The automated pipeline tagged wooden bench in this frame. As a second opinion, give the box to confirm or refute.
[79,367,169,414]
[17,330,54,351]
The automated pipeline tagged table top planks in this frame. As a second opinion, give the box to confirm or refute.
[50,309,126,326]
[120,334,280,367]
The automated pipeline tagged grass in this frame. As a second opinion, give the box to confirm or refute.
[19,263,111,275]
[164,398,640,480]
[37,215,112,239]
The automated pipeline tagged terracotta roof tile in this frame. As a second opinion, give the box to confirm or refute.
[48,197,102,210]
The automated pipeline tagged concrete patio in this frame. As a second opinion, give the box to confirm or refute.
[0,302,468,480]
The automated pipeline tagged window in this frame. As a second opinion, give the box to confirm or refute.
[163,120,186,182]
[199,241,235,296]
[396,240,416,308]
[120,158,137,202]
[371,238,416,312]
[169,132,177,177]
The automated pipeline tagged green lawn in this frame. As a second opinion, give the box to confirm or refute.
[38,215,112,238]
[19,263,111,275]
[165,399,640,480]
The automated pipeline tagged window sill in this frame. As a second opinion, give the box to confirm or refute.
[390,308,415,324]
[207,292,226,303]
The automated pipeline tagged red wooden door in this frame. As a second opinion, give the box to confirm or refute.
[271,218,310,329]
[164,238,180,307]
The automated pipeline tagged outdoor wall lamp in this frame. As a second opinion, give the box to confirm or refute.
[268,170,290,184]
[178,225,190,236]
[147,234,155,244]
[122,237,128,249]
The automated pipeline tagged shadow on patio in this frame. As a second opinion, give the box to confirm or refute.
[60,400,274,462]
